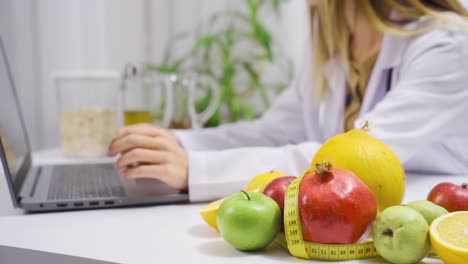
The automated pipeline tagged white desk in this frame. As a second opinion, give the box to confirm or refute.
[0,151,464,263]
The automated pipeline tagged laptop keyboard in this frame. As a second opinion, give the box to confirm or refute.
[47,164,125,200]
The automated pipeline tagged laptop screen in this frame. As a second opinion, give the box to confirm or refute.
[0,37,31,189]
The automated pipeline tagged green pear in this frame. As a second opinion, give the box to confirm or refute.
[405,200,448,225]
[372,206,431,264]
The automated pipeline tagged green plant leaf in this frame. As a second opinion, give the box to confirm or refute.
[252,22,273,61]
[193,67,214,77]
[194,35,215,51]
[195,86,213,113]
[240,103,255,120]
[204,107,221,127]
[246,0,258,17]
[230,97,241,122]
[272,0,280,9]
[151,0,289,126]
[146,64,178,74]
[242,62,270,109]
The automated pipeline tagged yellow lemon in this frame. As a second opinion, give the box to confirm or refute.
[199,198,224,231]
[429,211,468,264]
[245,170,285,193]
[311,121,405,211]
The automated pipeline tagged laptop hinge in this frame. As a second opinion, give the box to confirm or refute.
[29,167,41,198]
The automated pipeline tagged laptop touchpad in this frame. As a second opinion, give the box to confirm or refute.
[122,178,181,197]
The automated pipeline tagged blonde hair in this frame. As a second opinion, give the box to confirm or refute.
[310,0,468,98]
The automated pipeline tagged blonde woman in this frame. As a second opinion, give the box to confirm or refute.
[108,0,468,201]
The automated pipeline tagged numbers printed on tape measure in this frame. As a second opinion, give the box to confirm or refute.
[286,210,296,217]
[283,177,308,259]
[291,239,300,245]
[281,175,379,261]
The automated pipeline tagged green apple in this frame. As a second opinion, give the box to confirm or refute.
[372,206,431,264]
[217,191,281,251]
[405,200,448,225]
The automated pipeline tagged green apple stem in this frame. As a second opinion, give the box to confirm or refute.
[382,229,393,237]
[241,190,251,201]
[462,183,467,189]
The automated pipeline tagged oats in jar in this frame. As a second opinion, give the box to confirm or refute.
[60,107,117,157]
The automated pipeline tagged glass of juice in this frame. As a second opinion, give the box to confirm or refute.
[121,63,166,126]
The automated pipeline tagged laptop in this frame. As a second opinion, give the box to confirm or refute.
[0,37,189,212]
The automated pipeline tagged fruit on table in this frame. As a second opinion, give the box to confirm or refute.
[262,176,297,230]
[311,121,405,211]
[427,182,468,212]
[217,191,281,251]
[372,206,431,264]
[199,198,224,231]
[298,162,378,244]
[405,200,448,225]
[429,211,468,264]
[245,170,285,193]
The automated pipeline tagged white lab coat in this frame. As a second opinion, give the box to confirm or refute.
[175,17,468,202]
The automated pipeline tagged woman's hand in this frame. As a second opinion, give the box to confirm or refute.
[108,124,188,191]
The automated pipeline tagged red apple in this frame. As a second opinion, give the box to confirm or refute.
[299,163,378,244]
[427,182,468,212]
[263,176,297,230]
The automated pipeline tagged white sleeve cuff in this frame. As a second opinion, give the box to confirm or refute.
[187,151,245,202]
[186,142,321,202]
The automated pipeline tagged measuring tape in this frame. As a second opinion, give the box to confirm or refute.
[274,174,379,261]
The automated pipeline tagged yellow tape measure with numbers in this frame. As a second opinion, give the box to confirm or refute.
[275,174,379,261]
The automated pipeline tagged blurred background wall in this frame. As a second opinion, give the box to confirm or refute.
[0,0,308,150]
[1,0,467,150]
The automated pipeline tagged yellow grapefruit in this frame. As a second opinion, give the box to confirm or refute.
[245,170,285,193]
[311,121,405,211]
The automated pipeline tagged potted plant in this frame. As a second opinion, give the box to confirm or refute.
[147,0,292,127]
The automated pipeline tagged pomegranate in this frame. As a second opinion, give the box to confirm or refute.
[427,182,468,212]
[263,176,297,231]
[298,162,378,244]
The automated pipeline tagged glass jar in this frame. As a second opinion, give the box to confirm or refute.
[121,63,156,126]
[54,71,120,158]
[120,64,220,129]
[164,73,220,129]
